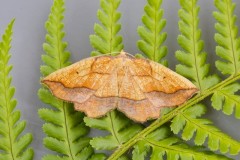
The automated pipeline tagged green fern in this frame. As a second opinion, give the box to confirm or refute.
[211,83,240,118]
[38,0,101,159]
[211,0,240,118]
[0,20,34,160]
[84,111,142,150]
[132,126,230,160]
[172,0,240,155]
[213,0,240,76]
[176,0,219,91]
[109,0,240,159]
[87,0,142,152]
[171,104,240,154]
[90,0,123,56]
[137,0,167,65]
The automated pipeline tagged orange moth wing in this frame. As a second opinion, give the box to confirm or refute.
[42,51,198,122]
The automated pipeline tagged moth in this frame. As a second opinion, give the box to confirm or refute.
[42,51,198,122]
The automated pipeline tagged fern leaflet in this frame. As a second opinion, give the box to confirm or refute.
[0,20,34,160]
[38,0,100,159]
[211,0,240,118]
[132,126,230,160]
[84,112,142,150]
[213,0,240,76]
[211,83,240,118]
[90,0,123,56]
[176,0,219,92]
[171,104,240,155]
[137,0,167,65]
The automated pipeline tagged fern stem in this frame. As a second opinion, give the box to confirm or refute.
[108,73,240,160]
[226,1,237,75]
[153,2,158,61]
[2,53,14,159]
[190,0,203,92]
[62,102,74,159]
[109,1,114,52]
[143,138,206,156]
[5,76,14,160]
[108,112,121,144]
[5,87,15,160]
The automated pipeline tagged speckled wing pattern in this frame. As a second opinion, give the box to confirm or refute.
[42,51,198,122]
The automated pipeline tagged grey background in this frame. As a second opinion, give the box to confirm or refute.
[0,0,239,159]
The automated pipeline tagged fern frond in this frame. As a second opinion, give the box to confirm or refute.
[171,104,240,155]
[132,126,230,160]
[0,20,34,160]
[176,0,219,91]
[173,1,240,155]
[109,1,240,159]
[211,0,240,119]
[84,111,142,150]
[211,83,240,118]
[137,0,168,65]
[40,0,70,76]
[88,0,142,152]
[90,0,123,56]
[109,68,240,160]
[213,0,240,75]
[38,0,97,159]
